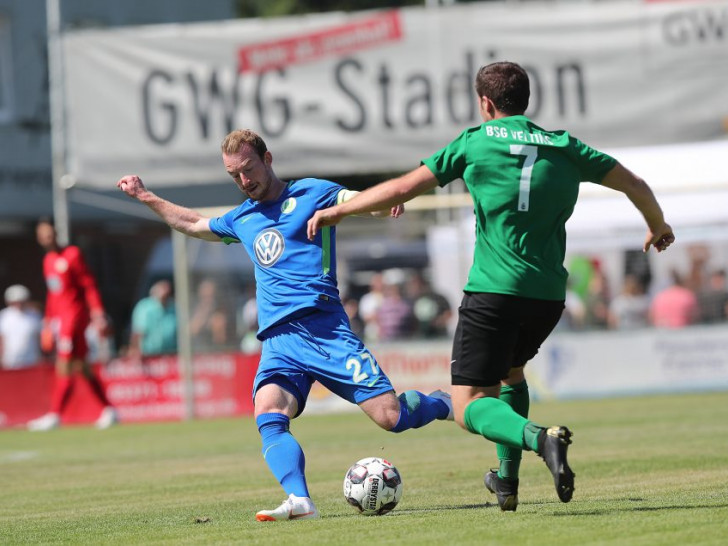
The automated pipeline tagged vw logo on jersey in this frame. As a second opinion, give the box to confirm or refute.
[254,229,285,267]
[281,197,297,214]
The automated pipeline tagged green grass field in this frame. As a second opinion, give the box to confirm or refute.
[2,391,728,545]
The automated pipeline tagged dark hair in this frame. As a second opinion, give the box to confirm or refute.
[474,62,530,115]
[220,129,268,159]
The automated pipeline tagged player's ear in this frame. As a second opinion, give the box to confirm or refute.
[263,150,273,166]
[479,96,496,121]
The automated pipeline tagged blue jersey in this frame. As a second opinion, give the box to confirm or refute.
[209,178,345,339]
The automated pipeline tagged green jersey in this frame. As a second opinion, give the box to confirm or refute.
[422,115,616,300]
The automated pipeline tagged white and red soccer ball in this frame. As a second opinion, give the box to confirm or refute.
[343,457,403,516]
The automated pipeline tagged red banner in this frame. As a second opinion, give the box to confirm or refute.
[0,352,259,429]
[237,10,402,73]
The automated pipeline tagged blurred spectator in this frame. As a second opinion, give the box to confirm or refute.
[0,284,43,369]
[567,255,595,304]
[608,274,650,330]
[556,282,586,331]
[342,295,365,340]
[405,272,452,338]
[190,278,233,351]
[696,269,728,324]
[583,261,610,330]
[85,312,116,364]
[130,279,177,357]
[685,244,710,293]
[238,286,260,354]
[376,273,414,341]
[359,272,385,341]
[623,249,653,297]
[649,270,699,328]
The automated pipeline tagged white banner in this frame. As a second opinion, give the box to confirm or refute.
[62,1,728,188]
[529,325,728,399]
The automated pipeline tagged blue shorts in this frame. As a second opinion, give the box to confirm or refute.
[254,309,394,417]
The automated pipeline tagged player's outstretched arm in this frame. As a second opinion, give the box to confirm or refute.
[117,175,220,241]
[600,163,675,253]
[337,190,405,219]
[307,165,438,240]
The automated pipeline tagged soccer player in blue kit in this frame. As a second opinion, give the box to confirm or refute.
[117,129,453,522]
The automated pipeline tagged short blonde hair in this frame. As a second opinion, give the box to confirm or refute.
[221,129,268,158]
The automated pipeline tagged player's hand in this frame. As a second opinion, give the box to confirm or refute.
[117,175,147,198]
[40,327,55,354]
[644,223,675,253]
[91,312,111,337]
[307,208,344,240]
[370,204,405,219]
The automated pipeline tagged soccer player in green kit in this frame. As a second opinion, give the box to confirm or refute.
[308,61,675,511]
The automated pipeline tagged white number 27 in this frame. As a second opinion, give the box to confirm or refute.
[510,144,538,212]
[346,352,380,384]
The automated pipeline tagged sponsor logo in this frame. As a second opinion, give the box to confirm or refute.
[367,477,380,511]
[237,11,402,73]
[54,257,68,273]
[254,229,285,267]
[281,197,297,214]
[46,275,62,293]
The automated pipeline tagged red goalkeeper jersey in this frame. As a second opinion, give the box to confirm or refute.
[43,245,104,328]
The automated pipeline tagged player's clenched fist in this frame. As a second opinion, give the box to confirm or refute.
[117,174,146,197]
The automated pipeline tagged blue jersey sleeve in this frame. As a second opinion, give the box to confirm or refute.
[209,208,242,245]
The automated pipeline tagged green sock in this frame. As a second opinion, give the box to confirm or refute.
[497,381,530,480]
[523,422,543,453]
[464,397,531,450]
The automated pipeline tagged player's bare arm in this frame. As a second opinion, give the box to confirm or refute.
[337,189,405,219]
[307,165,438,240]
[600,163,675,253]
[117,175,220,241]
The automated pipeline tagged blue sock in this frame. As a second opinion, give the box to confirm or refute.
[256,413,309,498]
[390,390,448,433]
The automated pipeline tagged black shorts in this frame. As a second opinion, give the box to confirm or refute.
[451,292,564,388]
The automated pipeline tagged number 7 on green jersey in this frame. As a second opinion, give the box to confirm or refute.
[510,144,537,212]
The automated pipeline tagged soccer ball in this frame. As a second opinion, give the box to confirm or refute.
[343,457,403,516]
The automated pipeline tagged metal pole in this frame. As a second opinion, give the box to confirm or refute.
[46,0,70,245]
[172,229,195,420]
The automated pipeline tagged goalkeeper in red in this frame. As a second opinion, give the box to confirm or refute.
[308,61,675,511]
[27,219,118,431]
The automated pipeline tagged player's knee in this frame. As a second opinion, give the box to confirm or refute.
[378,411,400,431]
[369,404,400,430]
[254,383,299,418]
[359,391,401,430]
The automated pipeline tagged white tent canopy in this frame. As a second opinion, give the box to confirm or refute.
[570,139,728,246]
